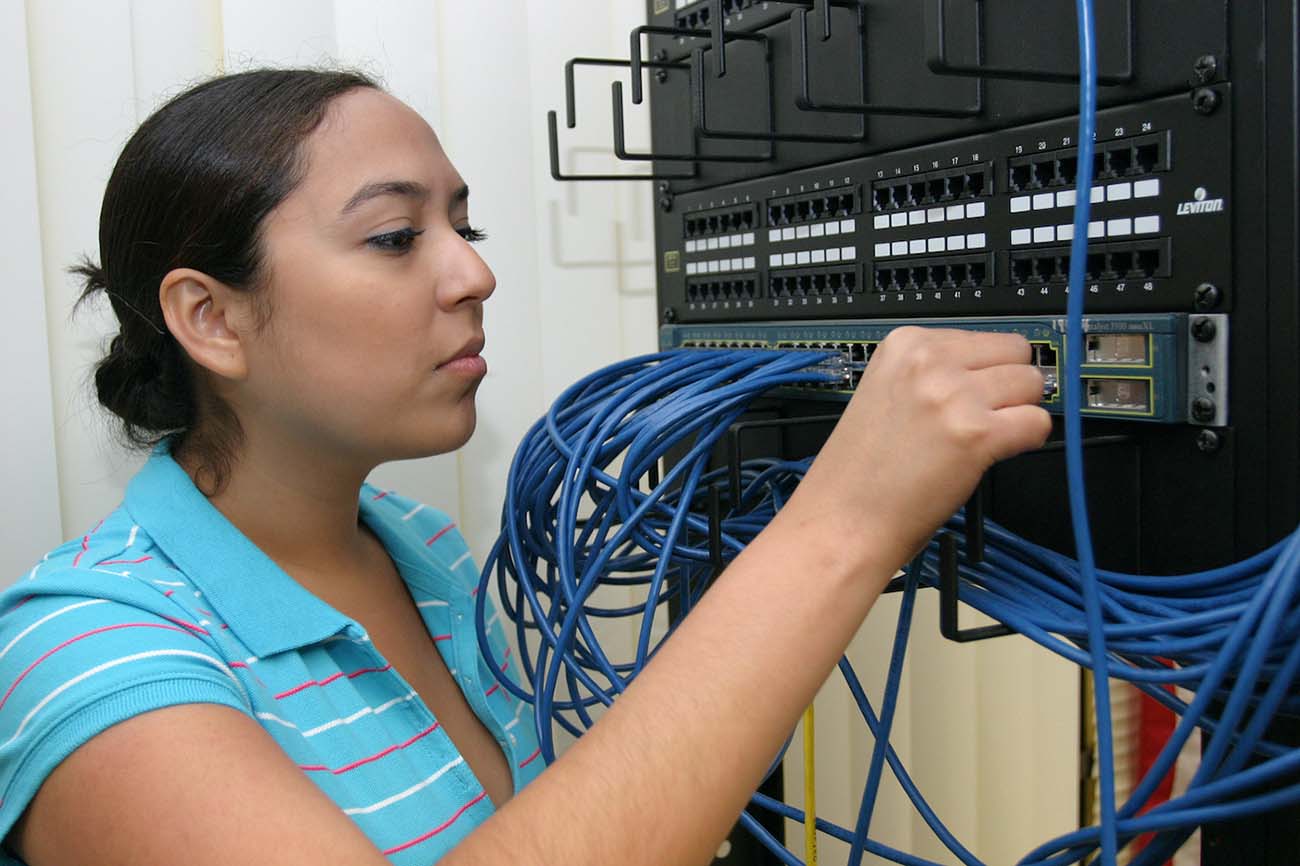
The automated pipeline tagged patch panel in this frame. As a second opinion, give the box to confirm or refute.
[685,274,761,304]
[662,91,1230,323]
[1007,132,1169,194]
[683,203,759,240]
[1008,239,1171,287]
[872,253,994,293]
[768,264,861,300]
[871,163,995,213]
[661,312,1224,425]
[766,186,861,228]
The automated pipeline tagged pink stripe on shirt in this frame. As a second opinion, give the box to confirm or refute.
[382,790,489,856]
[424,524,457,546]
[0,622,192,711]
[300,721,441,775]
[274,664,394,700]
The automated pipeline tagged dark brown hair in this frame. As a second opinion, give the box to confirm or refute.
[70,66,382,492]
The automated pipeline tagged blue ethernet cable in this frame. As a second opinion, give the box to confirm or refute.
[1061,0,1118,861]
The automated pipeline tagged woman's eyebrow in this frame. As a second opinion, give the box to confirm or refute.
[336,181,470,219]
[337,179,431,217]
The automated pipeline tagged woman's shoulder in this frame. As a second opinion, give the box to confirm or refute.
[2,504,210,630]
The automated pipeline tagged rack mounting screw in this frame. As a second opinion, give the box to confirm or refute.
[1191,54,1218,85]
[1190,397,1216,421]
[1196,429,1222,453]
[1191,317,1217,343]
[1192,398,1217,423]
[653,50,669,83]
[1193,282,1222,311]
[663,307,677,323]
[1191,87,1221,116]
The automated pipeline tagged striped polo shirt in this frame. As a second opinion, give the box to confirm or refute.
[0,444,545,864]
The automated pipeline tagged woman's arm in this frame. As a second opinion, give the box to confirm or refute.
[444,327,1051,866]
[12,328,1047,866]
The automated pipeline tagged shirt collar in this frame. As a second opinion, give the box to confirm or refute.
[124,442,356,658]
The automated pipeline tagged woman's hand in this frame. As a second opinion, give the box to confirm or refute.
[785,326,1053,575]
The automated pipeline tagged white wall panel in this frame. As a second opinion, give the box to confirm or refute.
[221,0,337,69]
[0,2,63,582]
[26,0,145,539]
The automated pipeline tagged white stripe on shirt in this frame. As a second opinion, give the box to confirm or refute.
[6,649,246,746]
[343,756,465,816]
[301,690,418,738]
[0,599,109,662]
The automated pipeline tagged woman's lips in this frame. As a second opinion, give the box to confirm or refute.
[436,353,488,378]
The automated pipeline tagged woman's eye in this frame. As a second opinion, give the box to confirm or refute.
[457,226,489,243]
[367,227,425,253]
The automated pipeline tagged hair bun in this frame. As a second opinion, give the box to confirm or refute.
[93,332,192,444]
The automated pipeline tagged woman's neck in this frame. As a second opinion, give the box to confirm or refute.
[176,428,382,591]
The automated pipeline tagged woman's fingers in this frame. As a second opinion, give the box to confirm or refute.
[987,404,1055,463]
[883,326,1033,372]
[968,362,1050,410]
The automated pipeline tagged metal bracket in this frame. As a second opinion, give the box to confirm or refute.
[792,4,985,120]
[926,0,1136,85]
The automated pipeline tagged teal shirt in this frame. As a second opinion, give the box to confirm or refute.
[0,444,545,863]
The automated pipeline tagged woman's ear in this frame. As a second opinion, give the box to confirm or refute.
[158,268,251,381]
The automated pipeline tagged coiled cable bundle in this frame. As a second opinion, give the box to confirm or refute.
[474,348,844,754]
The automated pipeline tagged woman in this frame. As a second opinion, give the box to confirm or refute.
[0,68,1049,865]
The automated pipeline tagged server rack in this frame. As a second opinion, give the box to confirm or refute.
[547,2,1300,862]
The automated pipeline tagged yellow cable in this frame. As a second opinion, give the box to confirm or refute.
[802,704,818,866]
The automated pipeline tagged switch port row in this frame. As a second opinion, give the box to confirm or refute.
[1008,239,1170,286]
[675,0,756,29]
[767,187,860,227]
[870,163,994,212]
[680,338,769,349]
[684,203,758,239]
[775,340,876,391]
[1007,131,1169,193]
[686,275,760,303]
[769,265,860,299]
[872,254,993,292]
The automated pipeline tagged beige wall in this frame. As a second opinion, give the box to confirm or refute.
[0,2,1078,862]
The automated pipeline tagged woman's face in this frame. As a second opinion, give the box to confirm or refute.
[237,87,495,466]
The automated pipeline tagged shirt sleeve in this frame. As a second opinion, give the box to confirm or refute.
[0,588,251,854]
